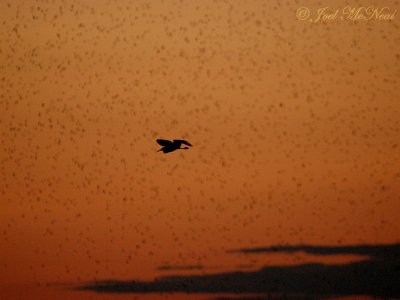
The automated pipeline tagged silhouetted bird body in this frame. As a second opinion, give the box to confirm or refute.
[156,139,192,153]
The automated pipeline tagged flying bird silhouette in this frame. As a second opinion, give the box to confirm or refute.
[156,139,192,153]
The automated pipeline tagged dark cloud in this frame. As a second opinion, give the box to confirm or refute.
[78,243,400,298]
[212,296,314,300]
[227,243,400,258]
[157,265,203,271]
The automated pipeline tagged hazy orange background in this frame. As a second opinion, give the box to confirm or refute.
[1,0,399,299]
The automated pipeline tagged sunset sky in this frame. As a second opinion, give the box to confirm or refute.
[1,0,399,299]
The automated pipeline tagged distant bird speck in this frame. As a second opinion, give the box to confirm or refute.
[156,139,192,153]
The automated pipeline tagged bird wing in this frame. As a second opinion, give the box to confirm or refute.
[157,139,173,146]
[174,139,192,147]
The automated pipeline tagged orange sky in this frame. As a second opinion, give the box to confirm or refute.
[1,0,399,299]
